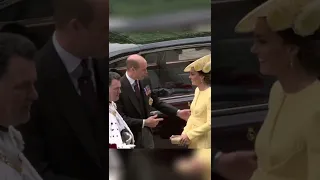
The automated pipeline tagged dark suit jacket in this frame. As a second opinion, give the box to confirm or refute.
[17,40,109,180]
[116,75,178,148]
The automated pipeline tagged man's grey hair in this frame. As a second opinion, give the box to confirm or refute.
[109,71,121,87]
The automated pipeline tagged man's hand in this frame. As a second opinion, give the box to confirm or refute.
[144,115,163,128]
[215,151,257,180]
[177,109,191,121]
[179,134,190,146]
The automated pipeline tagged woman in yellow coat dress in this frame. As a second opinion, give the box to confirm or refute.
[234,0,320,179]
[179,54,211,149]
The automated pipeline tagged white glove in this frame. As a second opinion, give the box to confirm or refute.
[124,132,133,144]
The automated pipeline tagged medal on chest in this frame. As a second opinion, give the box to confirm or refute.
[149,97,153,106]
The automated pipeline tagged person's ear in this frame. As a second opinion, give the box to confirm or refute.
[69,19,84,32]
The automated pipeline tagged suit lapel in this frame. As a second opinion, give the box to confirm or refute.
[92,59,109,126]
[43,41,101,167]
[92,59,108,106]
[121,76,143,116]
[91,59,109,161]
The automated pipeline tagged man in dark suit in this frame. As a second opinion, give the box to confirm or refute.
[17,0,109,179]
[116,54,191,148]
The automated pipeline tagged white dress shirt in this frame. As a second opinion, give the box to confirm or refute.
[0,126,42,180]
[125,71,137,91]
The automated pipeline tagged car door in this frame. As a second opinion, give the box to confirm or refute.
[211,0,275,154]
[210,37,276,153]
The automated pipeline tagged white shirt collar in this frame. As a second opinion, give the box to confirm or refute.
[125,71,135,86]
[52,32,82,74]
[109,101,116,109]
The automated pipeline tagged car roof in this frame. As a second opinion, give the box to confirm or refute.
[109,36,211,60]
[109,43,139,53]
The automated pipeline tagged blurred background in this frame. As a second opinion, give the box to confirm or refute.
[109,0,210,32]
[109,149,202,180]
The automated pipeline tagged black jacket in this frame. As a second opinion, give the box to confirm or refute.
[18,40,109,180]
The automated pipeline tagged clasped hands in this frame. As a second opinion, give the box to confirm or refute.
[170,134,190,146]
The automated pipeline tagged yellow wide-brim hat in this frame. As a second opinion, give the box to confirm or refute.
[235,0,320,37]
[184,54,211,73]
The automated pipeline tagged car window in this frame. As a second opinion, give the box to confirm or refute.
[109,56,128,69]
[142,46,211,98]
[211,38,275,109]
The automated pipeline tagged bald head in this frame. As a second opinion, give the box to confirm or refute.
[126,54,148,80]
[126,54,147,68]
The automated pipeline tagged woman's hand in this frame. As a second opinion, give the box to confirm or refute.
[179,134,190,146]
[177,109,191,121]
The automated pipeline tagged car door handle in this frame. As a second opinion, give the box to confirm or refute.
[247,127,256,142]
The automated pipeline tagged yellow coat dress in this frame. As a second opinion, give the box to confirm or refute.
[251,80,320,180]
[195,149,211,180]
[182,87,211,149]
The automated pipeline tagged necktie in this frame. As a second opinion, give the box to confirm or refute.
[78,60,99,111]
[134,80,141,99]
[134,80,146,117]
